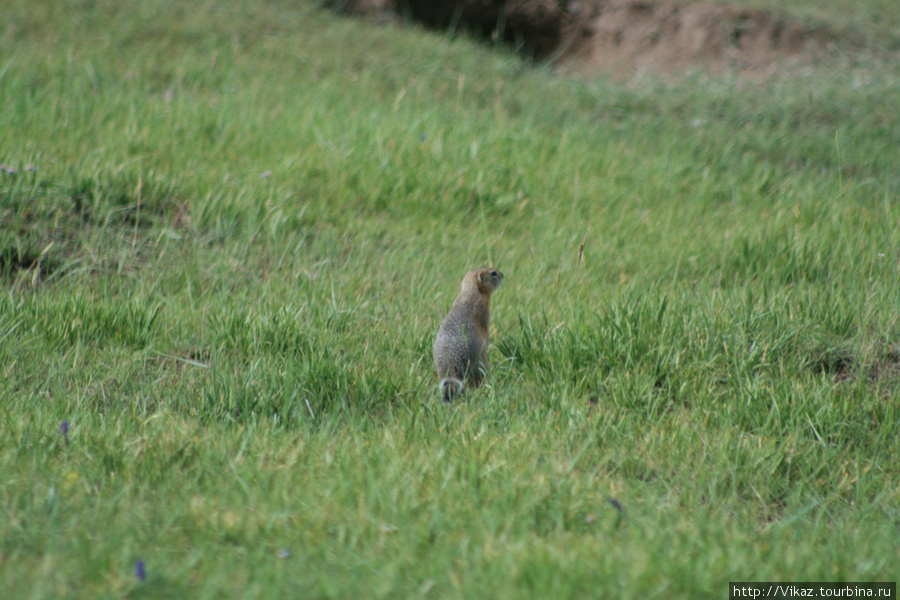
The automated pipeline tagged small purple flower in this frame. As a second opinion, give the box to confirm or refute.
[135,560,146,582]
[260,170,272,178]
[61,420,69,443]
[277,549,290,559]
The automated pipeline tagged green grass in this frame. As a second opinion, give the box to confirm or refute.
[2,0,899,597]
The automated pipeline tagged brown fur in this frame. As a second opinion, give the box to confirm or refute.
[433,267,504,402]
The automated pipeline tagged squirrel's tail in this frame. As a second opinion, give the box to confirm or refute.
[439,378,464,403]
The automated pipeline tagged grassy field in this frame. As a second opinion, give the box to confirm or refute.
[2,0,899,597]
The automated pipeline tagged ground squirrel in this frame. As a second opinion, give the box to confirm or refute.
[433,267,504,402]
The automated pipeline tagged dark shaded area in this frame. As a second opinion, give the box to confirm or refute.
[0,170,184,284]
[400,0,573,60]
[324,0,583,60]
[806,340,900,386]
[69,173,177,228]
[0,245,60,280]
[808,344,857,381]
[324,0,828,76]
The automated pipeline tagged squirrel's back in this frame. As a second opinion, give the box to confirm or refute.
[433,267,504,402]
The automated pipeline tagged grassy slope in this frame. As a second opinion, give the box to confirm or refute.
[1,0,899,597]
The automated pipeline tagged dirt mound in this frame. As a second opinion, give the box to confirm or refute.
[563,1,826,77]
[328,0,829,77]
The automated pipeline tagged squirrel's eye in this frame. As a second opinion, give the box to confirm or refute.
[491,270,498,277]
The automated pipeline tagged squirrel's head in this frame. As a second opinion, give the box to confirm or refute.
[465,267,503,296]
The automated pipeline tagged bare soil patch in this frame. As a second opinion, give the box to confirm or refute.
[561,1,827,77]
[329,0,832,77]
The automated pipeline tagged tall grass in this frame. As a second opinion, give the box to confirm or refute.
[1,0,898,597]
